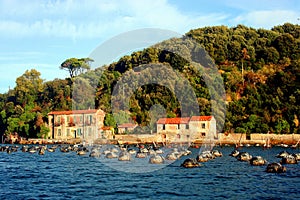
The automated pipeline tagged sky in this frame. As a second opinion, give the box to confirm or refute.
[0,0,299,93]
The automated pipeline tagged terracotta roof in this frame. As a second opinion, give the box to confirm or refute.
[48,109,99,115]
[118,123,138,128]
[190,116,212,121]
[157,117,190,124]
[101,126,113,130]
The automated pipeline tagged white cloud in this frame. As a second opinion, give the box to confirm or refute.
[0,0,228,40]
[232,10,299,28]
[0,51,45,61]
[0,0,299,93]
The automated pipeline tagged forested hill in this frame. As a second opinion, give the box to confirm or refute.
[0,23,299,138]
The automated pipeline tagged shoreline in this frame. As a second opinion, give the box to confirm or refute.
[4,133,300,148]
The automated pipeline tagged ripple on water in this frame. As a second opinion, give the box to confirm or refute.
[0,146,300,199]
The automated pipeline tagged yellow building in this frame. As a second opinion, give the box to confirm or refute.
[48,109,105,140]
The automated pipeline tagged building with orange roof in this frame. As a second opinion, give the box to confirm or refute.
[156,116,216,142]
[48,109,105,140]
[157,117,190,133]
[101,126,114,139]
[117,123,138,134]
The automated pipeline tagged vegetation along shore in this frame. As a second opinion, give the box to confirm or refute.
[0,23,299,143]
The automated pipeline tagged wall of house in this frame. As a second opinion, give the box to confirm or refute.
[118,126,137,134]
[118,127,130,134]
[209,117,217,138]
[157,123,189,133]
[48,110,105,141]
[157,124,164,133]
[189,121,210,136]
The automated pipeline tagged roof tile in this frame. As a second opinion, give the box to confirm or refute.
[118,123,138,128]
[157,117,190,124]
[48,109,98,115]
[190,116,212,121]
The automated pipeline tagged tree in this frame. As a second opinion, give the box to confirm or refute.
[241,48,250,86]
[37,125,50,139]
[60,57,93,78]
[275,118,290,134]
[15,69,44,105]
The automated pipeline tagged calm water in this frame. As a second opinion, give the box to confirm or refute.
[0,145,300,200]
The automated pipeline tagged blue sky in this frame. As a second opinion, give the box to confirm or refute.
[0,0,299,93]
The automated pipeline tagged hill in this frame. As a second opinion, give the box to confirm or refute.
[0,23,299,138]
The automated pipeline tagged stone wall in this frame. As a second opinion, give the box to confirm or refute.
[219,133,300,145]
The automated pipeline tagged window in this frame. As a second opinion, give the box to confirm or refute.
[67,116,70,123]
[186,124,189,129]
[80,116,83,123]
[86,115,92,125]
[177,134,181,139]
[57,116,61,123]
[67,129,70,137]
[177,124,180,129]
[77,128,82,136]
[162,124,165,130]
[201,132,206,137]
[58,129,61,136]
[201,123,206,129]
[88,127,92,136]
[73,116,77,123]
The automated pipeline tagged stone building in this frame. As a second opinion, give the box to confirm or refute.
[48,109,105,140]
[117,123,138,134]
[156,116,216,142]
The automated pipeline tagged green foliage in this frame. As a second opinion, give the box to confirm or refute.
[37,125,50,139]
[15,69,44,105]
[60,57,93,78]
[0,23,299,138]
[275,118,290,134]
[104,113,116,127]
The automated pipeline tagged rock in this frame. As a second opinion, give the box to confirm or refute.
[266,163,286,173]
[181,158,200,168]
[196,155,210,162]
[250,156,267,166]
[276,151,290,158]
[149,155,164,164]
[89,151,101,157]
[105,152,118,159]
[118,151,131,161]
[229,149,240,157]
[211,150,223,157]
[236,152,252,162]
[281,155,298,164]
[135,152,147,158]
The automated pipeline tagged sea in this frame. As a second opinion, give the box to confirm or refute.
[0,145,299,200]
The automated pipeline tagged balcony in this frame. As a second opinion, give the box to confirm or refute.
[54,122,61,127]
